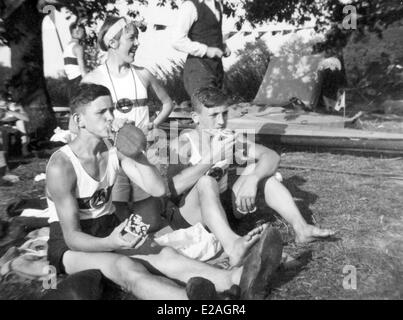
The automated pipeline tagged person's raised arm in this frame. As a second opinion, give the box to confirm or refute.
[118,151,166,197]
[46,153,139,252]
[168,134,210,196]
[169,132,235,196]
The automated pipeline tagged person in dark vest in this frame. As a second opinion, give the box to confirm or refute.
[171,0,231,97]
[63,22,88,98]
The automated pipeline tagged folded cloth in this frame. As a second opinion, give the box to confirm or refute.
[27,227,49,239]
[50,127,76,144]
[0,236,49,281]
[18,236,49,257]
[21,208,50,219]
[154,223,222,262]
[0,253,49,281]
[34,173,46,182]
[6,197,48,218]
[2,174,19,183]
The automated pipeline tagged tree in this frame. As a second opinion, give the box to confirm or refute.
[0,0,147,141]
[1,0,402,141]
[232,0,403,48]
[1,0,57,140]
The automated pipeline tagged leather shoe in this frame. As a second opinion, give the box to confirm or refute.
[239,226,283,300]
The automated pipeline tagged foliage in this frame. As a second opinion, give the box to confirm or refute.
[347,53,403,106]
[1,0,403,116]
[224,40,271,101]
[153,62,189,104]
[0,64,11,97]
[45,76,70,107]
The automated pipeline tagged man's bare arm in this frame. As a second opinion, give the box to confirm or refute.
[168,136,212,196]
[119,152,166,197]
[237,137,280,180]
[46,153,116,252]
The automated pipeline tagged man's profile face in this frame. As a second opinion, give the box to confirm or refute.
[193,104,229,135]
[80,95,114,138]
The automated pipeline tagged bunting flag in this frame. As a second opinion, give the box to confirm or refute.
[334,90,346,112]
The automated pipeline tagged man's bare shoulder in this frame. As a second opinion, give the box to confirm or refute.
[46,149,76,189]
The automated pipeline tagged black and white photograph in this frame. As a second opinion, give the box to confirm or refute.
[0,0,402,305]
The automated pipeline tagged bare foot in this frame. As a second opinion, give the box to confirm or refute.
[228,224,266,267]
[295,224,336,244]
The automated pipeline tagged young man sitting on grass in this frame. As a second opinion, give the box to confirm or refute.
[165,87,335,267]
[46,83,281,300]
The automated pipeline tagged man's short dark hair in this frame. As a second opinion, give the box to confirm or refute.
[70,83,111,113]
[191,87,232,112]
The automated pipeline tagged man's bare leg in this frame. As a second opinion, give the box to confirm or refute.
[262,176,335,243]
[134,246,243,292]
[179,175,264,266]
[63,250,188,300]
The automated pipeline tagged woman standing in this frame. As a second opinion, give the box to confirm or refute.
[83,16,173,224]
[63,22,88,97]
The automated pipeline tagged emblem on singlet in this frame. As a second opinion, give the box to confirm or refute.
[77,186,112,210]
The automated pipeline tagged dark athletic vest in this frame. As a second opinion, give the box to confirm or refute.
[188,0,224,54]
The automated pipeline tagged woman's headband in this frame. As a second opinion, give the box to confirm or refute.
[103,18,128,47]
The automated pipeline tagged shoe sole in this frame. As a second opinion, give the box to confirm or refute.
[186,277,218,300]
[239,226,283,300]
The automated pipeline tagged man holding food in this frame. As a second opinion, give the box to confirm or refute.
[165,87,335,270]
[45,82,280,300]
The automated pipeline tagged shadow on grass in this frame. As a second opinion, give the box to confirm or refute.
[282,175,318,225]
[228,174,320,239]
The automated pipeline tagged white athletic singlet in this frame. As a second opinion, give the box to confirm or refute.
[183,132,229,193]
[63,42,82,80]
[47,144,120,223]
[99,64,149,131]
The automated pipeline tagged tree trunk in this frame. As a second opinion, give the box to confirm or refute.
[4,0,56,140]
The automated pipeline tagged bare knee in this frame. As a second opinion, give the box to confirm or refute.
[114,256,148,288]
[264,175,281,190]
[196,176,219,193]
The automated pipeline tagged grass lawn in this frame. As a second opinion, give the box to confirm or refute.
[0,150,402,300]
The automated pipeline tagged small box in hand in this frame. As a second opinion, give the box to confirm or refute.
[120,214,150,242]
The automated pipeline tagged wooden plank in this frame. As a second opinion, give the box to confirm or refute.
[227,119,403,140]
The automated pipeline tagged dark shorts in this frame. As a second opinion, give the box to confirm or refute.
[163,176,271,231]
[48,210,166,275]
[48,213,121,274]
[183,56,224,97]
[114,195,193,232]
